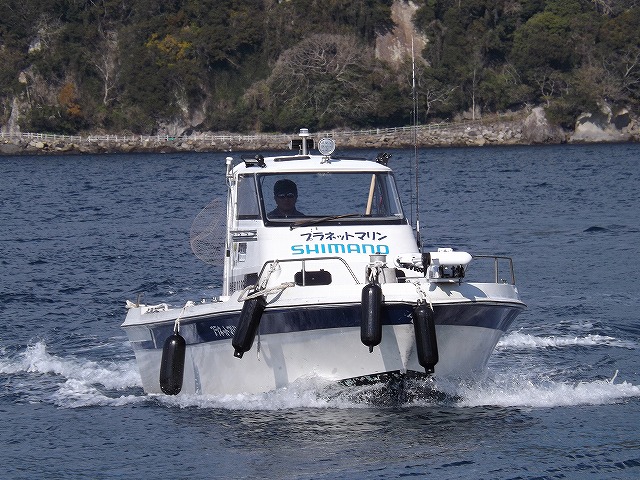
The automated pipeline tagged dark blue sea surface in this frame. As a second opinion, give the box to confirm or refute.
[1,143,639,479]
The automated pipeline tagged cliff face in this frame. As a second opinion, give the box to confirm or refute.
[375,1,427,67]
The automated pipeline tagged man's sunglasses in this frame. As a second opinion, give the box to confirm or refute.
[276,192,296,199]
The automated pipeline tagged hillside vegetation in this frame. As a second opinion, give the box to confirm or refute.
[1,0,638,135]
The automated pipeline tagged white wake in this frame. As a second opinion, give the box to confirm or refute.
[2,340,639,410]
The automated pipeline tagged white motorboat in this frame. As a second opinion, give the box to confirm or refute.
[122,129,525,396]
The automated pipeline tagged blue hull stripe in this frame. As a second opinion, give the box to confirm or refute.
[132,302,523,350]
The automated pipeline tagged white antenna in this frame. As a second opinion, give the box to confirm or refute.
[412,38,421,250]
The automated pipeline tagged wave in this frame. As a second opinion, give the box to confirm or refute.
[496,331,637,350]
[454,371,640,408]
[51,379,148,408]
[3,341,639,410]
[154,372,640,411]
[0,341,140,388]
[155,376,367,411]
[0,341,144,408]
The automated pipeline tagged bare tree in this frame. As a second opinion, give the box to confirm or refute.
[265,34,382,124]
[600,46,640,101]
[92,30,120,106]
[591,0,640,15]
[591,0,614,15]
[620,46,640,96]
[32,14,63,51]
[533,70,569,106]
[421,85,457,120]
[411,65,456,122]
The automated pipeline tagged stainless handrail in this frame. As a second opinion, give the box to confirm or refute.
[257,256,361,286]
[471,254,517,285]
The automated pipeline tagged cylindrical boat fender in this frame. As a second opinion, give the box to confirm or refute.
[412,302,438,373]
[159,331,186,395]
[361,282,383,352]
[232,295,266,358]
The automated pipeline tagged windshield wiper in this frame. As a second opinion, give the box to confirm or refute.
[290,213,362,229]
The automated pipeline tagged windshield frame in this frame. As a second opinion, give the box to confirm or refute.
[256,171,407,227]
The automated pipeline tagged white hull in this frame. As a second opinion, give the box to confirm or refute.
[129,323,504,395]
[123,281,523,395]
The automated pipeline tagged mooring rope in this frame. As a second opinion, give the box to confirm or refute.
[237,282,296,302]
[172,301,195,334]
[410,280,433,311]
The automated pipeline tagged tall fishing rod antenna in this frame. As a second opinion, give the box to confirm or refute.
[412,38,422,250]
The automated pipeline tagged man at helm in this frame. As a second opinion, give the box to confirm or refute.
[269,179,304,218]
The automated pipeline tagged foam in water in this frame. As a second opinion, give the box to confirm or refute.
[156,377,370,410]
[3,341,639,410]
[454,371,640,408]
[0,341,144,408]
[497,330,638,350]
[52,379,148,408]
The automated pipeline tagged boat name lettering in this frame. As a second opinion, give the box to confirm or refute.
[291,243,390,255]
[209,325,237,338]
[299,231,387,241]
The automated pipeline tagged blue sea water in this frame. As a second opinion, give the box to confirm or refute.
[1,143,639,479]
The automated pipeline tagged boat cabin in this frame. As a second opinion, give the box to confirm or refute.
[222,141,421,297]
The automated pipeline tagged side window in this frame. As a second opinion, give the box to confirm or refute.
[371,175,388,216]
[236,175,260,219]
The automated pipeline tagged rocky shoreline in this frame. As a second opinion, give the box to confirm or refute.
[1,108,638,155]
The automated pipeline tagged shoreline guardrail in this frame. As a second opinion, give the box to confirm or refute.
[0,118,504,145]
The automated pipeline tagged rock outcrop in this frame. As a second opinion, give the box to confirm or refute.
[522,107,566,144]
[569,106,635,143]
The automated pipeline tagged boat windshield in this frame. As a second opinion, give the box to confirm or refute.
[257,172,405,224]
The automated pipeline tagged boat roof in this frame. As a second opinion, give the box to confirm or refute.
[233,153,393,175]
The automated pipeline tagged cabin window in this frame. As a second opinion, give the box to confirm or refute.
[236,175,260,219]
[258,172,405,223]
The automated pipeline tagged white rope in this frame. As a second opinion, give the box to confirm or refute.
[367,266,378,283]
[410,281,433,310]
[173,301,195,333]
[258,261,281,290]
[367,263,385,283]
[235,260,296,302]
[237,282,296,302]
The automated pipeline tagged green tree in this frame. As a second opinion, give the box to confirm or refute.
[511,12,575,73]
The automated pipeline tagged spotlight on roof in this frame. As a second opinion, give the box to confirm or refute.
[317,138,336,157]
